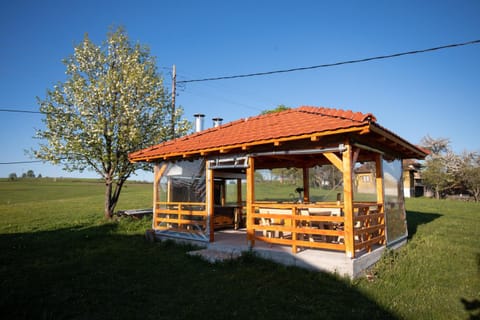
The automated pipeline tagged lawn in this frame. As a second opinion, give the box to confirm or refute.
[0,179,478,319]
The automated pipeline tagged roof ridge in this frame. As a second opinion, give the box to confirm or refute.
[297,106,376,123]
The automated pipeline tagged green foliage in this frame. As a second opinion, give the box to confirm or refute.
[34,26,191,217]
[457,151,480,201]
[422,157,452,198]
[421,136,480,201]
[260,104,291,115]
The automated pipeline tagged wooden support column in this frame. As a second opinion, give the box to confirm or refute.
[246,156,255,247]
[153,163,167,230]
[302,167,309,203]
[375,153,386,241]
[206,162,215,242]
[342,142,355,258]
[236,178,243,229]
[375,154,385,206]
[236,178,242,207]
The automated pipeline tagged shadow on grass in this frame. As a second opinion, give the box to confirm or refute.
[461,253,480,319]
[0,223,398,320]
[406,210,442,239]
[461,298,480,320]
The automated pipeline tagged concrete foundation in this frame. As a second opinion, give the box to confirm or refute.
[153,229,395,279]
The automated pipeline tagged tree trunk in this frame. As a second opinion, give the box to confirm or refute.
[104,179,114,219]
[104,176,127,219]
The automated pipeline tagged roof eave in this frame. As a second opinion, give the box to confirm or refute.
[128,125,370,163]
[368,123,428,159]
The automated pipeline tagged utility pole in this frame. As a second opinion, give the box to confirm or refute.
[170,64,176,139]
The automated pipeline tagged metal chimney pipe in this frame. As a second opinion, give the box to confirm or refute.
[194,113,205,132]
[212,117,223,127]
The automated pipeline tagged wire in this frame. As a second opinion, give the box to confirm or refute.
[3,39,479,115]
[0,108,42,114]
[0,160,45,165]
[177,39,480,84]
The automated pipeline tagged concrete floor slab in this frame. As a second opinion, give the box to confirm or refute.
[154,228,387,278]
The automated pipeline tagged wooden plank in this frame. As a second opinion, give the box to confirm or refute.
[294,239,346,251]
[355,213,384,222]
[354,235,385,250]
[158,209,207,215]
[295,227,344,236]
[158,218,207,225]
[355,224,385,234]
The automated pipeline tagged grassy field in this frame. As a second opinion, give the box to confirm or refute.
[0,179,479,319]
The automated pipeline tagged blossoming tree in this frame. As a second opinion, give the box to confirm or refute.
[35,27,190,218]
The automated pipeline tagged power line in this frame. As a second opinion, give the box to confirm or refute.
[0,108,42,114]
[177,39,480,84]
[3,39,479,115]
[0,160,45,165]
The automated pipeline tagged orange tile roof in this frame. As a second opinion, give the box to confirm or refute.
[129,106,425,162]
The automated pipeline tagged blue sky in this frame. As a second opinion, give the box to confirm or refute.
[1,0,479,180]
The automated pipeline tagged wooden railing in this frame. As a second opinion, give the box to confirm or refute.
[251,202,385,254]
[353,203,385,253]
[154,202,207,232]
[152,200,385,256]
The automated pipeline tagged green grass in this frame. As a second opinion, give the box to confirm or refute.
[356,198,480,319]
[0,179,479,319]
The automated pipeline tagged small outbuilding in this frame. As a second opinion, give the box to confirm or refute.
[129,106,427,276]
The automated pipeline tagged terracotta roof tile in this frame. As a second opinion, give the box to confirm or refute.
[129,106,378,161]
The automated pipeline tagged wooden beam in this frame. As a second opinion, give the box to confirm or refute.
[206,162,215,242]
[153,163,167,230]
[236,178,242,207]
[246,156,255,248]
[352,148,360,171]
[375,153,384,205]
[359,127,370,135]
[375,153,385,241]
[342,142,355,258]
[323,152,343,172]
[302,167,309,203]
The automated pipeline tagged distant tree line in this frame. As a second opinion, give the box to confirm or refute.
[421,135,480,202]
[8,170,42,181]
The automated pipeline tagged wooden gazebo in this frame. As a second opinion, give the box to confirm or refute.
[129,106,427,259]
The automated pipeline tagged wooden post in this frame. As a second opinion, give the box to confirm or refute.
[236,178,243,229]
[206,162,215,242]
[236,178,242,207]
[375,153,386,242]
[153,163,167,230]
[246,156,255,247]
[302,167,309,203]
[375,153,385,206]
[342,142,355,258]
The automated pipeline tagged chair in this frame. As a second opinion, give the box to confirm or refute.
[259,208,284,238]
